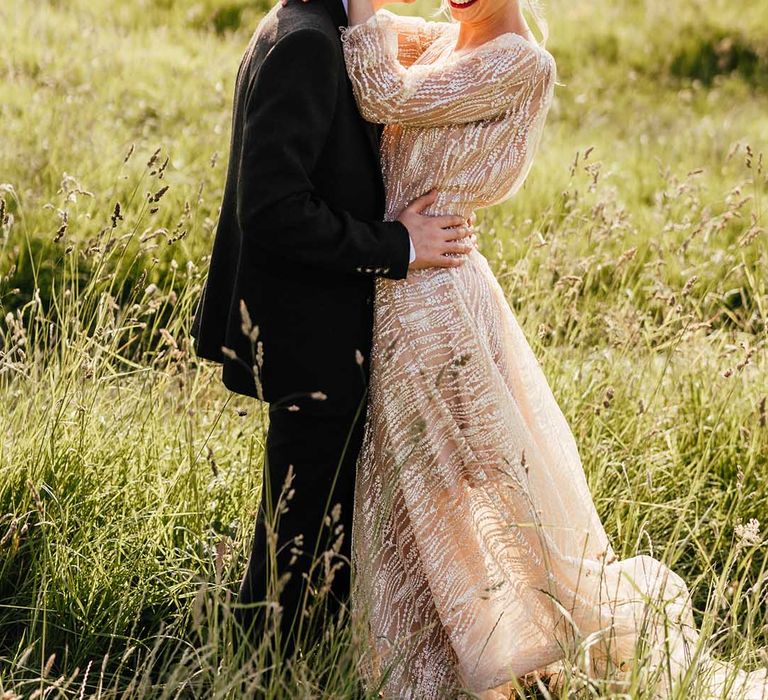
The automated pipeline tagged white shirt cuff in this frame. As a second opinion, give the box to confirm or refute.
[408,236,416,264]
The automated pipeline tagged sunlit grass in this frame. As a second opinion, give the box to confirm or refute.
[1,0,766,697]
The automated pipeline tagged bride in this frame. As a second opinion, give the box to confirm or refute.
[338,0,768,698]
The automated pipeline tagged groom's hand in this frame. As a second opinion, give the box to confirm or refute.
[399,190,474,270]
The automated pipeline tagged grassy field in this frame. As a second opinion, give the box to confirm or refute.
[1,0,767,697]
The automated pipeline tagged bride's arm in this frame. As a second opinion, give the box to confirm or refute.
[341,10,556,128]
[376,9,455,67]
[348,0,452,68]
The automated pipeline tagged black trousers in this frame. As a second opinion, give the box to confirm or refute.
[234,402,366,658]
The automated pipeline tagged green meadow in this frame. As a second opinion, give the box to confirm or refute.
[1,0,766,697]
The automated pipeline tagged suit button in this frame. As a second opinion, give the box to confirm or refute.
[366,296,372,305]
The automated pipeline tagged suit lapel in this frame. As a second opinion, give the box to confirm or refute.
[319,0,383,170]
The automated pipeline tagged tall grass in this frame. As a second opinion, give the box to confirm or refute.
[1,0,767,697]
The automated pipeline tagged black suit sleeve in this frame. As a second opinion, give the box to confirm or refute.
[236,27,411,280]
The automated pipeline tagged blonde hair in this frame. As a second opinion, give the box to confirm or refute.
[436,0,549,47]
[525,0,549,46]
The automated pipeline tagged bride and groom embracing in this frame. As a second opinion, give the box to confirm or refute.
[191,0,768,696]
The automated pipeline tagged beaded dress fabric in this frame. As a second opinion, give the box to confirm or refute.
[340,11,768,700]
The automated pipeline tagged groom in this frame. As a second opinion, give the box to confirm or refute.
[191,0,473,658]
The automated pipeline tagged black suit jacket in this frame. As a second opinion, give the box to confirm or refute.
[191,0,411,413]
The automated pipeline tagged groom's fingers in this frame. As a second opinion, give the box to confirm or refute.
[406,189,438,213]
[444,224,472,240]
[434,214,466,229]
[443,240,474,255]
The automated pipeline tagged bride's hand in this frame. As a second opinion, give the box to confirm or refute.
[280,0,410,10]
[347,0,375,24]
[348,0,417,18]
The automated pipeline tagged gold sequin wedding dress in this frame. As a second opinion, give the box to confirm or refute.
[340,10,768,700]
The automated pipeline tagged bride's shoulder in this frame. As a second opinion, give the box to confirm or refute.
[485,34,556,77]
[494,33,553,58]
